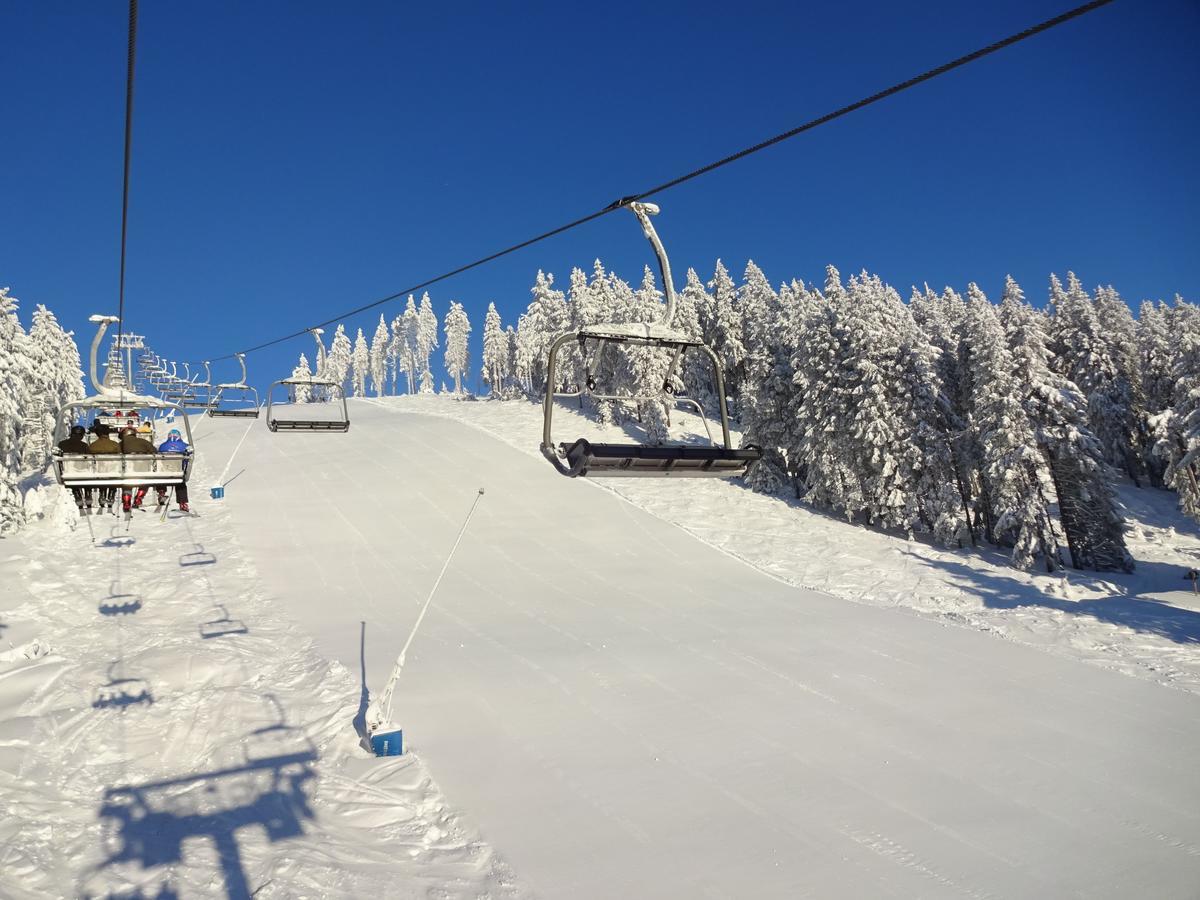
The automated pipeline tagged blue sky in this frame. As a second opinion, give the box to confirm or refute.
[3,0,1197,393]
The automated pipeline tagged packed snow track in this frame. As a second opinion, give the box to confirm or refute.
[186,399,1200,898]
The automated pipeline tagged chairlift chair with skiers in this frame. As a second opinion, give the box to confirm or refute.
[265,329,350,432]
[207,353,261,418]
[540,202,761,478]
[51,315,195,493]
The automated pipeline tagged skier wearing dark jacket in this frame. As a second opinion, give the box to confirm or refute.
[156,428,190,512]
[89,423,122,512]
[58,425,93,514]
[120,426,158,512]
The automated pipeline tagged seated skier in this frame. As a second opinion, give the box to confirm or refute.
[156,428,191,513]
[89,423,122,513]
[119,425,158,513]
[57,424,94,515]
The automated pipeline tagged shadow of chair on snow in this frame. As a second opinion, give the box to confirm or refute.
[199,605,248,640]
[902,552,1200,645]
[94,700,317,899]
[99,592,143,617]
[179,545,217,568]
[93,662,154,710]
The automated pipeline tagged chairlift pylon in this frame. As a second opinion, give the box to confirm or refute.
[264,329,350,432]
[540,202,760,478]
[208,353,261,418]
[51,315,195,494]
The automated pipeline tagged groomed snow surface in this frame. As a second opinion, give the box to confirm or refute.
[2,396,1199,898]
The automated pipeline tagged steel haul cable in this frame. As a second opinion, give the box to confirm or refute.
[211,0,1117,362]
[116,0,139,352]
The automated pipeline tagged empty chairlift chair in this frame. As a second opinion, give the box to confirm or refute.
[52,315,195,495]
[207,354,261,418]
[265,329,350,432]
[540,202,761,478]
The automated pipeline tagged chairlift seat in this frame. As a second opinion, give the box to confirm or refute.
[54,451,192,488]
[557,439,760,478]
[207,408,260,418]
[268,419,350,433]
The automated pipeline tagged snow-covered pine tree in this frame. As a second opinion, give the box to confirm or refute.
[351,328,370,398]
[793,266,866,518]
[481,302,508,397]
[736,262,792,494]
[24,304,84,470]
[327,324,353,393]
[417,293,439,393]
[388,311,404,394]
[505,325,519,397]
[443,301,471,394]
[1006,280,1133,571]
[369,315,389,397]
[0,288,33,533]
[707,260,746,419]
[964,286,1061,569]
[1049,273,1141,483]
[673,269,716,410]
[521,270,569,395]
[1159,298,1200,520]
[391,297,420,394]
[291,353,313,403]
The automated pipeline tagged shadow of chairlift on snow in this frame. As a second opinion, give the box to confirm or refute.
[93,699,316,899]
[199,605,248,640]
[99,593,143,617]
[101,536,136,549]
[179,545,217,567]
[93,663,154,710]
[84,882,180,900]
[93,677,154,710]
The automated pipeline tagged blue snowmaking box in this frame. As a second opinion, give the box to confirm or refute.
[210,486,225,500]
[371,729,403,757]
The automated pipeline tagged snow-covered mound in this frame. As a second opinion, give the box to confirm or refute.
[3,397,1199,897]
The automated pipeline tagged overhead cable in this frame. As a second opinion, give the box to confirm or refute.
[215,0,1116,361]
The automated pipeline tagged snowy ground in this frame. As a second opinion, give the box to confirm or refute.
[0,426,520,899]
[408,393,1200,696]
[3,397,1200,898]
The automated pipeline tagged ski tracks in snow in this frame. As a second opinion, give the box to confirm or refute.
[0,436,524,899]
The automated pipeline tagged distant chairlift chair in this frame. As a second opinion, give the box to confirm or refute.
[540,202,760,478]
[265,329,350,432]
[207,354,261,418]
[51,315,195,495]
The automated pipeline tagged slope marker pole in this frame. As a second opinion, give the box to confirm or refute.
[366,487,485,756]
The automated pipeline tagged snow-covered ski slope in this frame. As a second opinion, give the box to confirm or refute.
[4,397,1200,898]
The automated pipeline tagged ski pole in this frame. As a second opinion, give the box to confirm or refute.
[369,488,485,732]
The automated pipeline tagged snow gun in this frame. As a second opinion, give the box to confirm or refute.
[365,488,485,757]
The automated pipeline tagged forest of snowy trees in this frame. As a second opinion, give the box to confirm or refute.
[0,287,85,534]
[300,260,1199,575]
[5,257,1198,577]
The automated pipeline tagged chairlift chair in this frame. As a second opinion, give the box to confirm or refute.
[264,329,350,432]
[51,316,195,493]
[207,354,261,418]
[540,202,760,478]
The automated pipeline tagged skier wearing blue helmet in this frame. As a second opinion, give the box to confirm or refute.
[156,428,191,512]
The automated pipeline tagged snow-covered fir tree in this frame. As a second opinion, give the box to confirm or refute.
[23,305,84,470]
[369,315,389,397]
[291,353,313,402]
[0,288,33,533]
[964,287,1060,569]
[707,261,746,418]
[417,293,439,393]
[327,324,353,392]
[481,302,509,397]
[392,297,420,394]
[443,301,471,394]
[351,328,370,398]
